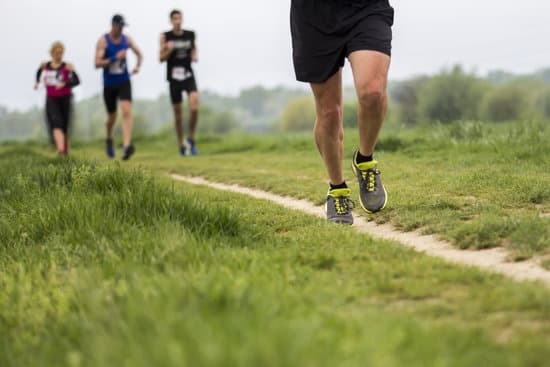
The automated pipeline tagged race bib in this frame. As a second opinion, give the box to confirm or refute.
[109,59,126,75]
[44,70,60,86]
[172,67,191,81]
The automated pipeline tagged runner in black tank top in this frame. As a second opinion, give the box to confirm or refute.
[160,9,199,156]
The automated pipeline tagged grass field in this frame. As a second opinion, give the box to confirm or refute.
[1,121,549,366]
[74,120,550,264]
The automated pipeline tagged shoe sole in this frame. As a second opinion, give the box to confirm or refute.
[351,162,388,214]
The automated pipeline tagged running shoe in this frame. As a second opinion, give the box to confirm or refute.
[326,187,354,225]
[106,138,115,158]
[351,150,387,213]
[186,138,198,156]
[122,144,135,161]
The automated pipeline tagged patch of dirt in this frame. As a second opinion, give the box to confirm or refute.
[171,174,550,288]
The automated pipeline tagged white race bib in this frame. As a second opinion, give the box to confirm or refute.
[109,59,126,75]
[172,67,191,81]
[44,70,60,86]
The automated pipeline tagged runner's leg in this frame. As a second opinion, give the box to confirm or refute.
[310,69,345,186]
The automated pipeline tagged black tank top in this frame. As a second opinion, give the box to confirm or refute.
[165,30,196,82]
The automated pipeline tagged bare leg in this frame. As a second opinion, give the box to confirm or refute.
[348,50,391,157]
[310,69,344,186]
[188,91,199,140]
[119,100,133,147]
[53,128,66,154]
[173,102,184,146]
[105,112,117,139]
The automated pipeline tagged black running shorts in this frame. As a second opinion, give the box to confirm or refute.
[291,0,394,83]
[46,95,72,133]
[169,77,198,105]
[103,80,132,113]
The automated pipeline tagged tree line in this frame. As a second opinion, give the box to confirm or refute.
[2,66,550,141]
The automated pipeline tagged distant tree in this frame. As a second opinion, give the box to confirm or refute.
[198,106,238,134]
[418,66,488,123]
[390,76,429,124]
[280,97,315,132]
[535,88,550,120]
[239,86,270,117]
[480,84,528,122]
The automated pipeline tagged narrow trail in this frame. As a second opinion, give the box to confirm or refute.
[171,174,550,287]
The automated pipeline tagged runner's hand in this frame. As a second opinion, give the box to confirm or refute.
[34,82,39,90]
[55,82,66,90]
[166,41,174,52]
[132,66,140,75]
[115,49,127,60]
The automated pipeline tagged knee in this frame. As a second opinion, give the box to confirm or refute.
[189,95,199,112]
[357,82,386,110]
[316,104,342,125]
[105,113,116,125]
[315,104,343,136]
[121,108,132,120]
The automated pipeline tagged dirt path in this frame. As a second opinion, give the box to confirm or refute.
[171,174,550,287]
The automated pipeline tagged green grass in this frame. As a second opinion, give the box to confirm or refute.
[1,147,550,366]
[73,120,550,263]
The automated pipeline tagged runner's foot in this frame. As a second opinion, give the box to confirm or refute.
[106,138,115,158]
[352,150,387,213]
[186,138,198,156]
[326,187,354,225]
[122,144,135,161]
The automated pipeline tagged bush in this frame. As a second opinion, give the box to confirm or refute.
[418,66,488,123]
[480,84,528,122]
[534,87,550,120]
[390,76,429,125]
[280,97,315,132]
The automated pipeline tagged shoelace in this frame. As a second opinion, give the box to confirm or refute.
[334,196,355,215]
[361,169,380,192]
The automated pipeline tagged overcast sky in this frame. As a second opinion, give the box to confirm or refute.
[1,0,549,110]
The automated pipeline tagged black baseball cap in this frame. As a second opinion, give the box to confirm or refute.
[112,14,127,27]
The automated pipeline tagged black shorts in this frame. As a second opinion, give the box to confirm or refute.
[46,95,72,133]
[169,77,198,105]
[103,80,132,113]
[291,0,394,83]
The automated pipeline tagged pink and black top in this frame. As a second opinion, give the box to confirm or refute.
[36,62,80,98]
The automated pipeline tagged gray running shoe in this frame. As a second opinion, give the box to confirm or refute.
[326,187,354,225]
[352,150,388,213]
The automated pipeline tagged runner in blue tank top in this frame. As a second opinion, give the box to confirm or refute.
[95,14,143,160]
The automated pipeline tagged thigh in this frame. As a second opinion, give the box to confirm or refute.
[59,96,72,133]
[119,99,132,115]
[346,5,394,58]
[348,50,390,93]
[103,86,118,113]
[118,80,132,102]
[169,82,184,105]
[46,98,63,129]
[310,69,343,111]
[188,91,199,110]
[290,4,346,83]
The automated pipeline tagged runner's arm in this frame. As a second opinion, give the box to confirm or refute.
[34,63,45,89]
[95,37,111,69]
[126,35,143,72]
[191,32,198,62]
[66,63,80,88]
[159,33,172,62]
